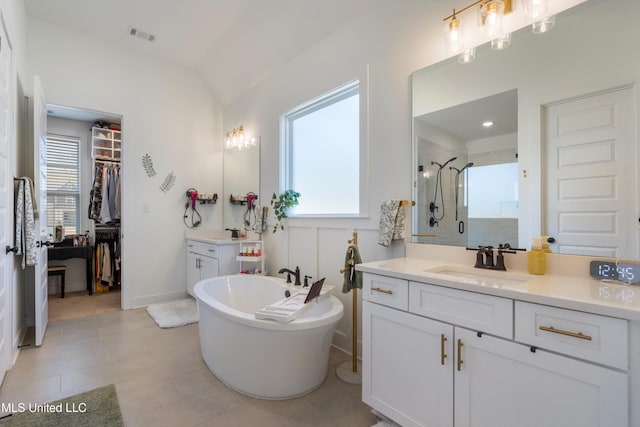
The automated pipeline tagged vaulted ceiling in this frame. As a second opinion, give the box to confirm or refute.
[25,0,383,104]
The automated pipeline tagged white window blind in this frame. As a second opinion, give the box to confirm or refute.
[46,135,81,235]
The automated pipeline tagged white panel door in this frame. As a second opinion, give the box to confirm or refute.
[0,19,13,382]
[544,87,636,257]
[454,327,628,427]
[33,77,48,347]
[363,301,454,427]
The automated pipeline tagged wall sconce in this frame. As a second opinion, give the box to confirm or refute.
[225,125,257,150]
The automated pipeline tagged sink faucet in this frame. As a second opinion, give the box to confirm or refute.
[467,243,521,271]
[278,266,301,286]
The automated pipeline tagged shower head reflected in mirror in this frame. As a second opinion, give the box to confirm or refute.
[450,162,474,175]
[431,157,457,170]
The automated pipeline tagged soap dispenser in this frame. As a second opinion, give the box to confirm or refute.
[527,237,546,275]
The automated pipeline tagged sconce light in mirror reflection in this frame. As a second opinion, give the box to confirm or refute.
[225,125,258,150]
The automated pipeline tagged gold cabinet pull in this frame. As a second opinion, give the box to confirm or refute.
[372,287,393,295]
[440,334,447,365]
[539,326,592,341]
[457,339,463,372]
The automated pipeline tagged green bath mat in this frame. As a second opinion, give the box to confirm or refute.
[0,384,124,426]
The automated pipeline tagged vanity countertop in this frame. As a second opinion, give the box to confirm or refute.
[357,257,640,321]
[185,229,241,245]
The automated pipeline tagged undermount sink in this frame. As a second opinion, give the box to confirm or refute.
[424,266,530,287]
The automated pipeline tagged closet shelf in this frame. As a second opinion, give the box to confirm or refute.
[92,126,121,162]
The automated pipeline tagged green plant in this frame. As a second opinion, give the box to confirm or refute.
[270,190,300,233]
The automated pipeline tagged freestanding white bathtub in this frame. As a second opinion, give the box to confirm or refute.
[193,274,344,400]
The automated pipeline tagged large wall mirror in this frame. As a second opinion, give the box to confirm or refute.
[223,141,261,232]
[412,0,640,257]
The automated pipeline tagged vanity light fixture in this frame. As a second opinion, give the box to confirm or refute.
[225,125,257,150]
[482,120,494,127]
[442,0,557,63]
[443,0,512,63]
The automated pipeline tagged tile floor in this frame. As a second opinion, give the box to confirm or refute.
[48,290,121,322]
[0,304,378,426]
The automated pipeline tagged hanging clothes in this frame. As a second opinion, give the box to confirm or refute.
[99,166,112,223]
[114,167,121,220]
[90,162,120,224]
[93,227,121,292]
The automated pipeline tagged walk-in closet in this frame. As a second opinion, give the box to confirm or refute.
[46,108,123,320]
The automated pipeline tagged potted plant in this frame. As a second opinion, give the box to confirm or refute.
[270,190,300,233]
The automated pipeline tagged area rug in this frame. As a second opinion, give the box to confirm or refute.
[146,298,199,328]
[371,410,401,427]
[0,384,123,426]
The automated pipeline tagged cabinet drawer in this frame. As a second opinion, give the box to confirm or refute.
[515,301,628,370]
[363,274,408,311]
[187,240,218,258]
[409,282,513,338]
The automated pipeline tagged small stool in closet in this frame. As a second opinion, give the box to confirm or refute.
[48,265,67,298]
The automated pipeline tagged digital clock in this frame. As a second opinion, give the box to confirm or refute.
[589,260,640,285]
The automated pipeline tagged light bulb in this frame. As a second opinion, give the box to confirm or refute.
[532,15,555,33]
[444,16,464,55]
[522,0,548,22]
[480,0,505,38]
[458,47,476,64]
[491,32,511,50]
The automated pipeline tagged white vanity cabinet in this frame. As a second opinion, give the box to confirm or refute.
[363,300,454,426]
[186,240,239,296]
[362,273,629,427]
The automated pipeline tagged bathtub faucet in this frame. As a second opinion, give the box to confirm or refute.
[278,266,301,286]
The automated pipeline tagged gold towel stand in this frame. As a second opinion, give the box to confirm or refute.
[336,231,362,384]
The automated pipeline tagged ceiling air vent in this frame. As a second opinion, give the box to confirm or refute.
[127,26,156,42]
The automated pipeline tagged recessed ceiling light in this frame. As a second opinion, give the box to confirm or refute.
[482,121,494,127]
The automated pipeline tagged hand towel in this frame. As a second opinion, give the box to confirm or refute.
[15,178,38,268]
[342,244,363,293]
[378,199,406,247]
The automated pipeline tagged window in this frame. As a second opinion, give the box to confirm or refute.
[281,80,360,216]
[468,162,518,218]
[46,135,81,235]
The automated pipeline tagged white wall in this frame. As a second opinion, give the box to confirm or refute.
[221,0,440,355]
[27,19,225,308]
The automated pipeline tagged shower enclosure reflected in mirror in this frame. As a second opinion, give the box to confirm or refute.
[223,140,260,232]
[414,89,518,248]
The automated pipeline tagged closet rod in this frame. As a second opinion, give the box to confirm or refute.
[94,159,120,165]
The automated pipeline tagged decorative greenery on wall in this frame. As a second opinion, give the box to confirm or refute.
[142,153,176,193]
[142,153,157,177]
[160,172,176,193]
